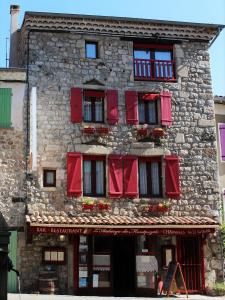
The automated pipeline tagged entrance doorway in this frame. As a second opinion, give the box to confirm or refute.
[113,236,135,296]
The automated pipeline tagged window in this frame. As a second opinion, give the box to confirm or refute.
[133,44,175,81]
[43,247,66,264]
[0,88,12,128]
[139,158,161,197]
[219,123,225,161]
[43,169,56,187]
[83,156,105,197]
[85,42,98,58]
[138,93,158,124]
[83,90,104,123]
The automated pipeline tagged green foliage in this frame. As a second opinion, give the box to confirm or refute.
[213,282,225,296]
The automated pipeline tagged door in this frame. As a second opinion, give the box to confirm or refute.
[177,236,203,292]
[8,231,17,293]
[113,236,135,296]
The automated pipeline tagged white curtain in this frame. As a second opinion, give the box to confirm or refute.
[151,162,160,195]
[139,162,147,195]
[96,161,104,194]
[84,98,92,121]
[138,102,145,123]
[95,99,103,122]
[83,160,92,194]
[148,102,156,124]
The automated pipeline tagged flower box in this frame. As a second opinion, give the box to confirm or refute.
[96,127,109,134]
[82,203,94,210]
[137,128,148,136]
[83,127,95,134]
[98,203,110,210]
[152,128,165,138]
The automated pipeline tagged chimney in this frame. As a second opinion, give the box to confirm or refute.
[9,5,20,67]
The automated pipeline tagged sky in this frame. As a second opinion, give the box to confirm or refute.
[0,0,225,95]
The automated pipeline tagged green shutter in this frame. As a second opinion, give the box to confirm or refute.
[0,88,12,128]
[8,231,17,293]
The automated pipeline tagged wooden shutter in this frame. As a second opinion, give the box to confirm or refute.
[160,91,172,127]
[0,88,11,128]
[125,91,138,125]
[123,155,138,198]
[70,88,82,123]
[108,155,123,198]
[67,152,82,197]
[219,124,225,161]
[107,89,118,125]
[165,155,180,199]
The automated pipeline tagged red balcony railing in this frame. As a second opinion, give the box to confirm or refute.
[134,58,176,81]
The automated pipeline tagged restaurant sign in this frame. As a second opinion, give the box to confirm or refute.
[29,226,214,236]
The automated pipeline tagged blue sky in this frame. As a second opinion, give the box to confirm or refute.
[0,0,225,95]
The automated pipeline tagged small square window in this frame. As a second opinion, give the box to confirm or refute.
[43,170,56,187]
[85,42,98,58]
[43,247,66,264]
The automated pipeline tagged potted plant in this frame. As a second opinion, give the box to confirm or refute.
[152,128,165,138]
[83,127,95,134]
[97,200,111,210]
[137,128,148,136]
[157,201,170,212]
[82,198,94,210]
[96,127,109,134]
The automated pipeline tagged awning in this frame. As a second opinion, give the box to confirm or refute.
[26,214,219,236]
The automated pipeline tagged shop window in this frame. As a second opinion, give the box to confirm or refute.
[83,90,104,123]
[85,41,98,58]
[43,169,56,187]
[42,247,66,264]
[219,123,225,161]
[138,93,158,125]
[83,156,105,197]
[0,88,12,128]
[133,44,175,81]
[139,158,162,197]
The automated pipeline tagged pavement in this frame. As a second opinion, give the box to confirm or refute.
[8,294,225,300]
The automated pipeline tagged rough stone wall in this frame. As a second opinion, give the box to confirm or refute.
[0,128,25,227]
[20,30,223,289]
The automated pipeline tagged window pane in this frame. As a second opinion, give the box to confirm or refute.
[86,43,97,58]
[95,99,103,122]
[134,50,150,60]
[138,102,145,123]
[83,160,92,194]
[46,172,54,185]
[96,161,104,195]
[151,162,160,196]
[148,102,156,124]
[84,98,92,121]
[139,162,147,195]
[155,51,172,78]
[155,51,171,60]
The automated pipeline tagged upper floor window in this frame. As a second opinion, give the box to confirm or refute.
[85,42,98,58]
[138,93,158,125]
[133,44,175,81]
[83,156,105,197]
[43,169,56,187]
[83,90,104,123]
[0,88,12,128]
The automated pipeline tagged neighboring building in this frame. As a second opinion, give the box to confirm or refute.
[6,4,224,296]
[214,96,225,220]
[0,67,26,292]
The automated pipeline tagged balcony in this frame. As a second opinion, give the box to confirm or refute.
[134,58,176,81]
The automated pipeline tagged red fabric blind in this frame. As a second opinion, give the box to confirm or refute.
[67,152,82,197]
[123,155,138,198]
[140,93,159,101]
[160,91,172,127]
[83,90,105,98]
[70,88,83,123]
[165,155,180,199]
[219,123,225,161]
[107,90,119,125]
[125,91,138,125]
[108,155,123,198]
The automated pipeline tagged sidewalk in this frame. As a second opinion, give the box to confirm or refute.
[8,294,225,300]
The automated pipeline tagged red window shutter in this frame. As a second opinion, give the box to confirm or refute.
[123,155,138,198]
[67,152,82,197]
[107,90,118,125]
[125,91,138,125]
[165,155,180,199]
[160,91,172,127]
[108,155,123,198]
[70,88,83,123]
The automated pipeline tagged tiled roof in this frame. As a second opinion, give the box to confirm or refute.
[214,96,225,104]
[26,214,218,228]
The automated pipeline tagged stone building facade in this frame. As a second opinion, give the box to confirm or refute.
[8,6,224,296]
